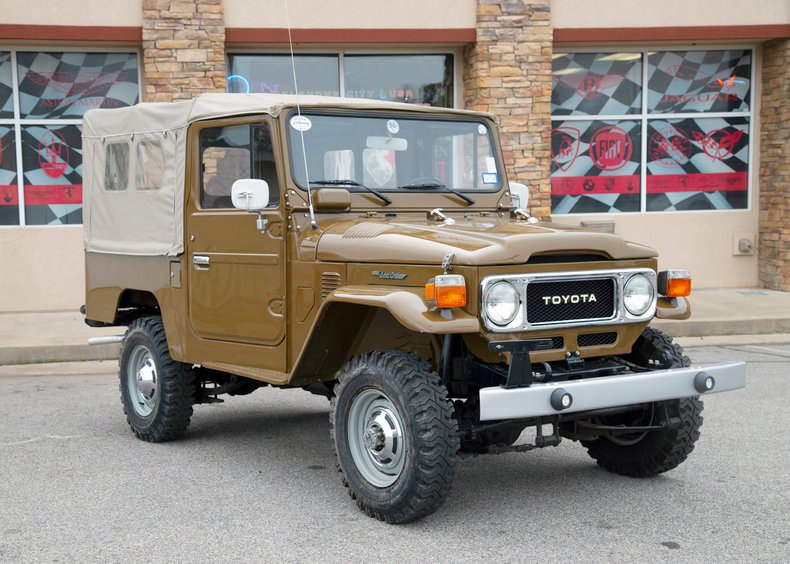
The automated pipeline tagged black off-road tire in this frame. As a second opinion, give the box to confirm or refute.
[581,328,704,478]
[330,349,460,524]
[119,316,196,442]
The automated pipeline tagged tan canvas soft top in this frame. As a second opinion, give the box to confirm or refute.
[82,93,497,257]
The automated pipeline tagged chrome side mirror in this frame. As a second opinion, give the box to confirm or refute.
[508,182,538,224]
[231,179,270,234]
[509,182,529,209]
[231,178,270,211]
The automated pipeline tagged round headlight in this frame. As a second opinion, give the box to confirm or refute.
[623,274,655,316]
[484,281,521,326]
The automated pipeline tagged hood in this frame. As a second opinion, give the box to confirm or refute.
[315,217,656,265]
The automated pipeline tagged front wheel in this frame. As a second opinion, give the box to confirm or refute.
[581,328,704,477]
[330,350,460,523]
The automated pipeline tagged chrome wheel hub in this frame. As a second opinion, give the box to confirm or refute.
[127,344,158,417]
[347,389,406,488]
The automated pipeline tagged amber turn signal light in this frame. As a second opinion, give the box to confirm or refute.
[426,274,467,308]
[658,269,692,298]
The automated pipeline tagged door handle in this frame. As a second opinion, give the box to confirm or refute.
[193,255,210,268]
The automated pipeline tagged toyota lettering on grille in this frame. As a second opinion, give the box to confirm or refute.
[542,293,598,306]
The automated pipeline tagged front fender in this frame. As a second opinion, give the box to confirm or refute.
[287,285,479,385]
[328,285,480,334]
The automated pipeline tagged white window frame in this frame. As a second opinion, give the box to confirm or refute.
[551,44,756,216]
[0,46,142,228]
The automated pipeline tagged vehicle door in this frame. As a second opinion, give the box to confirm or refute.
[186,119,286,355]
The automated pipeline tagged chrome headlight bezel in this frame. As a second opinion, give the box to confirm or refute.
[483,281,522,327]
[623,273,655,316]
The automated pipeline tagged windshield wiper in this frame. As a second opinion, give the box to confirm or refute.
[310,179,392,206]
[397,182,475,206]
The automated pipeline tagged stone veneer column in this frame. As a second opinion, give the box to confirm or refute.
[463,0,552,217]
[758,39,790,291]
[142,0,227,102]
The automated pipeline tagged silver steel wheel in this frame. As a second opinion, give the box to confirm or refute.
[126,344,159,418]
[347,388,406,488]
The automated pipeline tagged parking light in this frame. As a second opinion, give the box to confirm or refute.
[658,269,692,298]
[426,274,467,308]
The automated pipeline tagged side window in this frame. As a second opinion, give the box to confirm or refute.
[104,143,129,191]
[200,125,251,209]
[136,140,164,190]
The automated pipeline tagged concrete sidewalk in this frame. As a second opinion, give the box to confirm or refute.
[0,287,789,365]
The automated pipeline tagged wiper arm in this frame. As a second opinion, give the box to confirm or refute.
[397,182,475,206]
[310,179,392,206]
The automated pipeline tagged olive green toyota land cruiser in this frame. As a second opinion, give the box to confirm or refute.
[82,93,746,524]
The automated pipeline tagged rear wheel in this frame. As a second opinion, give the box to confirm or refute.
[119,316,195,442]
[581,328,703,477]
[330,349,460,523]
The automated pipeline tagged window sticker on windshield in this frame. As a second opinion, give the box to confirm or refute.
[478,124,486,135]
[485,157,497,172]
[290,115,312,132]
[482,172,498,184]
[386,119,400,134]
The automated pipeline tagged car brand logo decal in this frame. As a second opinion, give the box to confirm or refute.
[590,126,632,172]
[551,126,581,172]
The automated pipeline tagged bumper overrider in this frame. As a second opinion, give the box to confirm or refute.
[478,361,746,421]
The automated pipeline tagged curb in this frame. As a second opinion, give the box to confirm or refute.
[0,344,120,366]
[651,317,790,338]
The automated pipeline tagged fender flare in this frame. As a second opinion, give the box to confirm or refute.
[288,285,479,385]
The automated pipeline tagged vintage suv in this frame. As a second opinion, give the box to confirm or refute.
[82,93,746,524]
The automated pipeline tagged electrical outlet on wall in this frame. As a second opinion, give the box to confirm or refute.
[733,233,755,255]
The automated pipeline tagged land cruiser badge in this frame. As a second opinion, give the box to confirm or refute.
[373,270,407,280]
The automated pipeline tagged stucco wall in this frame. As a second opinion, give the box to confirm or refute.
[3,0,143,27]
[552,0,790,28]
[223,0,477,29]
[0,227,85,312]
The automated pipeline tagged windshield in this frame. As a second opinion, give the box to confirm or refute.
[286,112,502,195]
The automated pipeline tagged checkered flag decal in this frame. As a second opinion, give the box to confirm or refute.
[647,50,751,113]
[552,52,642,116]
[550,119,642,214]
[17,51,139,119]
[21,124,83,225]
[647,117,749,211]
[0,52,13,118]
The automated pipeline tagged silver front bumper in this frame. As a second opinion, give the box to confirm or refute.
[478,361,746,421]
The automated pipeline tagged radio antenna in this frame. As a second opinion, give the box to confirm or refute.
[284,0,318,230]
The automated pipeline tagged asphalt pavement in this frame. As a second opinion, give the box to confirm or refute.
[1,341,788,563]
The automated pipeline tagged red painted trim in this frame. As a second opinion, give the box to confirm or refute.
[0,24,142,42]
[554,25,790,43]
[226,27,476,44]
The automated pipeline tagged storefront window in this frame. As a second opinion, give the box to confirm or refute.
[552,52,641,116]
[551,49,752,214]
[0,50,139,226]
[0,53,13,118]
[227,55,340,96]
[227,53,454,107]
[344,55,453,107]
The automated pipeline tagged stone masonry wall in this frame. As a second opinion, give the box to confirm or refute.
[758,39,790,291]
[142,0,226,102]
[463,0,552,217]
